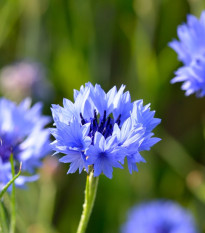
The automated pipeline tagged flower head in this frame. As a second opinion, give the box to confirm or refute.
[0,98,50,190]
[51,83,161,178]
[169,11,205,97]
[121,200,198,233]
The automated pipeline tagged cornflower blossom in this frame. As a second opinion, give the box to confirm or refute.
[121,200,198,233]
[169,11,205,97]
[0,98,50,191]
[50,83,161,178]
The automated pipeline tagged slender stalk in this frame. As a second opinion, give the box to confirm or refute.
[76,170,99,233]
[0,159,21,233]
[0,201,8,233]
[0,163,22,200]
[9,154,16,233]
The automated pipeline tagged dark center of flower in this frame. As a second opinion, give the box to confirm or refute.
[80,110,121,142]
[155,223,173,233]
[0,137,20,164]
[0,141,12,163]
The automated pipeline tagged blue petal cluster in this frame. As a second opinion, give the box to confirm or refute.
[51,83,160,178]
[121,200,198,233]
[0,98,50,190]
[169,11,205,97]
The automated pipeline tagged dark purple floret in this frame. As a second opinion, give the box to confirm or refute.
[156,223,173,233]
[80,113,86,125]
[0,142,12,163]
[0,137,14,162]
[80,110,122,143]
[0,137,22,166]
[98,110,107,133]
[115,114,121,126]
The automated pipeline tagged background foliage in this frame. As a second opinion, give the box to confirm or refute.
[1,0,205,232]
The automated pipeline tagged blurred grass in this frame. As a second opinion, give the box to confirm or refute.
[0,0,205,232]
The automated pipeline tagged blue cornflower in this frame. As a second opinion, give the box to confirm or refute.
[0,98,50,190]
[51,83,161,178]
[121,200,199,233]
[169,11,205,97]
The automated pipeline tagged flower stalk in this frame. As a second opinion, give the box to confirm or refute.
[9,154,16,233]
[0,202,8,233]
[0,157,22,233]
[76,169,99,233]
[0,163,22,200]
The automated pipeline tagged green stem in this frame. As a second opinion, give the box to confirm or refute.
[0,163,22,200]
[0,201,8,233]
[76,170,99,233]
[0,158,21,233]
[9,154,16,233]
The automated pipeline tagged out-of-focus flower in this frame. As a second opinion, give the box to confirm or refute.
[169,11,205,97]
[50,83,161,178]
[0,61,54,102]
[0,98,50,191]
[121,200,198,233]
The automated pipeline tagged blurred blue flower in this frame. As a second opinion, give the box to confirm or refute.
[169,11,205,97]
[0,98,50,191]
[122,200,198,233]
[51,83,160,178]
